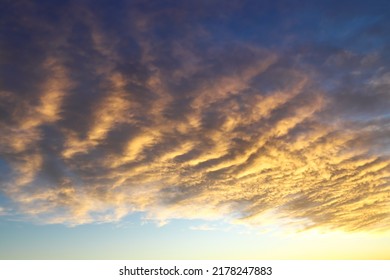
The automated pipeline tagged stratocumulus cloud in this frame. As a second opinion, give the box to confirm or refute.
[0,0,389,232]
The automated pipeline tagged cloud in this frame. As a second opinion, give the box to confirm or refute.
[190,224,220,231]
[0,0,389,232]
[0,207,8,216]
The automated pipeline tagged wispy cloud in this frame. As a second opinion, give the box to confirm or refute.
[0,207,8,216]
[0,0,389,232]
[190,224,220,231]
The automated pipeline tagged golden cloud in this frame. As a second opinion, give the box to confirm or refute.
[0,2,389,232]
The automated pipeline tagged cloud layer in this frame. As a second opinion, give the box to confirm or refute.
[0,0,389,231]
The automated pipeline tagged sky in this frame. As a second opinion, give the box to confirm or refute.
[0,0,389,259]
